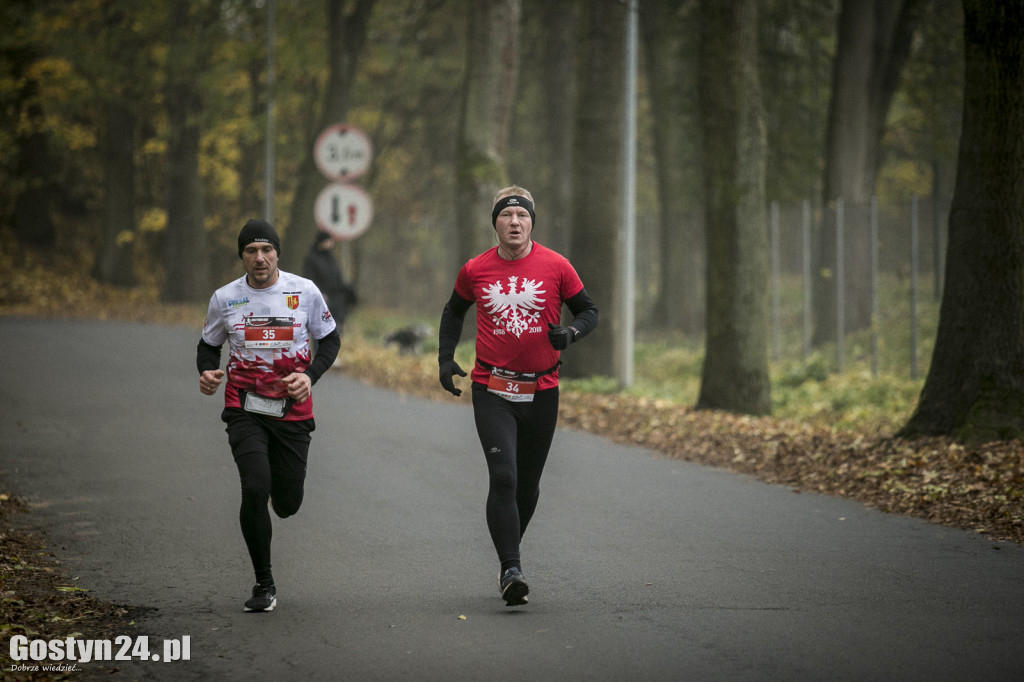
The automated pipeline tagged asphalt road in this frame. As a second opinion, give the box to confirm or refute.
[1,317,1023,681]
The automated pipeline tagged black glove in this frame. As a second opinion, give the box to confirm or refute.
[439,359,467,396]
[547,323,577,350]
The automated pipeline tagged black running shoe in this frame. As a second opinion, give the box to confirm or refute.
[243,584,277,612]
[499,568,529,606]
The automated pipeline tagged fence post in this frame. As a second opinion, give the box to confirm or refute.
[836,198,845,373]
[871,195,879,378]
[770,201,780,362]
[911,195,920,380]
[932,162,943,301]
[802,199,812,361]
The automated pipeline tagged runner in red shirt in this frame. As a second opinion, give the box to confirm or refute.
[438,186,598,606]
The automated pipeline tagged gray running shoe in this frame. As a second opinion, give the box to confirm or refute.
[499,568,529,606]
[244,584,277,612]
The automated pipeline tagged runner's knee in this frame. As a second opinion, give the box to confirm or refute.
[488,463,517,497]
[270,480,304,518]
[271,491,303,518]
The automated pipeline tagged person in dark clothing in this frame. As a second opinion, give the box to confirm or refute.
[303,230,356,333]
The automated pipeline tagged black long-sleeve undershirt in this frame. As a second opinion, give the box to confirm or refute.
[563,288,599,338]
[437,288,598,363]
[437,291,472,364]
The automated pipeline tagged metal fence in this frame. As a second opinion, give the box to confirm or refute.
[635,193,952,378]
[770,195,949,378]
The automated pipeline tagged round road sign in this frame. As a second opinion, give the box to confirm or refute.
[314,183,374,240]
[313,124,373,181]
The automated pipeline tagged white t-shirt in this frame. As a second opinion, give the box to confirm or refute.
[202,271,336,420]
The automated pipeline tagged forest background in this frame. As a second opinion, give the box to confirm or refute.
[2,4,1024,654]
[0,0,967,396]
[2,3,1022,443]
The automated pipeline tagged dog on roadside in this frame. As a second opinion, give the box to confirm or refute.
[383,324,432,355]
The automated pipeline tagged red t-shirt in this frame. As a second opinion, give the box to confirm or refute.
[454,242,584,390]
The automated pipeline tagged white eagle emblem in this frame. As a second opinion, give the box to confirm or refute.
[482,276,546,337]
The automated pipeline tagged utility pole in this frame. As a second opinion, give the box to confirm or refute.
[617,0,638,388]
[264,0,276,222]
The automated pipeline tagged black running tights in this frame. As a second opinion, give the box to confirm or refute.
[471,384,559,572]
[223,409,313,587]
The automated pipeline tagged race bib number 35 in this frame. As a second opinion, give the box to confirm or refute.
[244,316,295,349]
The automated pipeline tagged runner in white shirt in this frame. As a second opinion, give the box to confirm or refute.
[197,219,340,613]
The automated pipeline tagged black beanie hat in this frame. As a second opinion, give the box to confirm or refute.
[237,219,281,258]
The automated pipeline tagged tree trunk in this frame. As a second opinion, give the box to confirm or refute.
[92,100,137,288]
[565,0,626,380]
[898,0,1024,442]
[813,0,922,347]
[10,122,57,250]
[454,0,521,269]
[642,0,704,334]
[90,2,147,288]
[281,0,375,273]
[163,82,209,301]
[239,56,266,218]
[161,0,215,302]
[509,0,578,258]
[7,0,56,248]
[695,0,771,416]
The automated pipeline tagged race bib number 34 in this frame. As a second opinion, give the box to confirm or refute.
[244,316,295,349]
[487,369,537,403]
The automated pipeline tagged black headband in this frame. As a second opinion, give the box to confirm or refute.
[491,195,536,226]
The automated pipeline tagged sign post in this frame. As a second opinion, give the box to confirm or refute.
[314,124,373,183]
[313,182,374,241]
[312,123,374,241]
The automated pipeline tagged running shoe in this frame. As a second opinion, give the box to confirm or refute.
[243,584,277,612]
[499,567,529,606]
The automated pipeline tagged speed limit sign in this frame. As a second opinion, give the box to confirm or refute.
[314,182,374,240]
[313,124,372,181]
